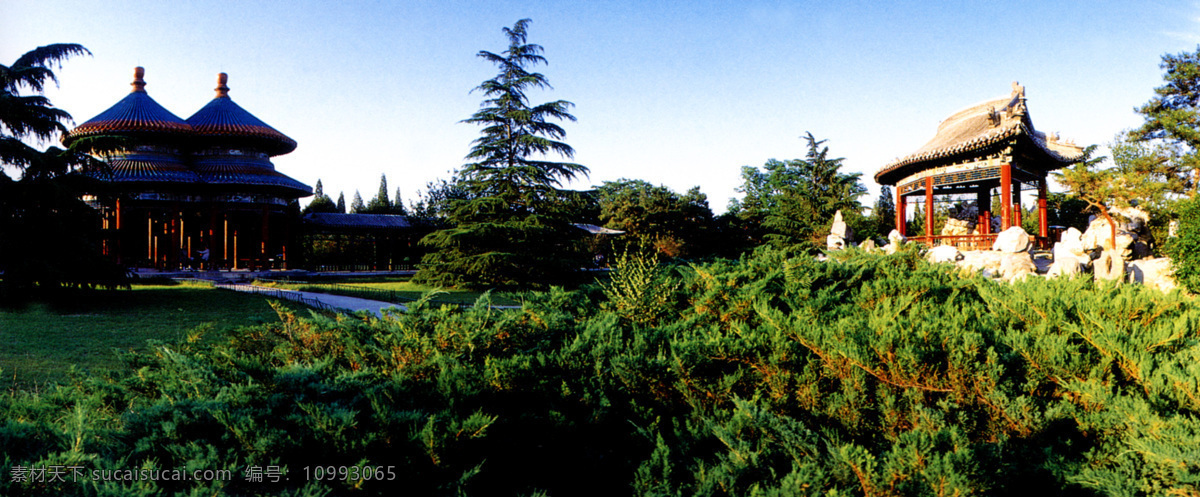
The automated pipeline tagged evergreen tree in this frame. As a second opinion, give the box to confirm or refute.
[336,192,346,213]
[302,179,338,214]
[364,173,392,214]
[0,43,126,294]
[416,19,587,289]
[392,186,407,215]
[1133,46,1200,196]
[350,190,365,214]
[872,185,896,239]
[729,133,866,252]
[596,179,714,258]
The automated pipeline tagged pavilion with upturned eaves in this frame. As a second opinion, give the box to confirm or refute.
[64,67,311,270]
[875,82,1085,249]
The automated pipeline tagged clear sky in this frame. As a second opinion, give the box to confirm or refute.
[4,0,1199,213]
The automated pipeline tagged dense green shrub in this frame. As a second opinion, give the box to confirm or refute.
[3,250,1200,495]
[1166,195,1200,292]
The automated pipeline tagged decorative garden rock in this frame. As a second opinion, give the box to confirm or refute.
[1128,257,1177,293]
[1093,250,1125,282]
[991,226,1031,253]
[926,245,963,263]
[827,234,846,250]
[830,210,853,241]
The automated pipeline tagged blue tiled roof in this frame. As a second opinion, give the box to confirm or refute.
[187,97,297,156]
[66,92,192,145]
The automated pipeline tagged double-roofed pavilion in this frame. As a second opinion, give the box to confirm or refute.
[875,82,1085,249]
[64,68,311,270]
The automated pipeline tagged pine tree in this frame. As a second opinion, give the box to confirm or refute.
[393,186,407,215]
[364,174,392,214]
[302,179,338,214]
[730,133,866,252]
[1133,46,1200,197]
[873,185,896,238]
[350,190,365,214]
[416,19,587,289]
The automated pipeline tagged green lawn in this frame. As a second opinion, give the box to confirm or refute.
[0,282,311,387]
[258,277,521,306]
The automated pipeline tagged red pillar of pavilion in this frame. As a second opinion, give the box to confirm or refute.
[895,187,906,236]
[1000,164,1012,231]
[1037,179,1049,239]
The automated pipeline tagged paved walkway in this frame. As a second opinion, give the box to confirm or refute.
[214,282,405,318]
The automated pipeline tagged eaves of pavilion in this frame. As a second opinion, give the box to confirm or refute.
[875,82,1085,249]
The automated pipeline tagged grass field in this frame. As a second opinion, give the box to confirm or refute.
[0,281,312,388]
[258,277,522,306]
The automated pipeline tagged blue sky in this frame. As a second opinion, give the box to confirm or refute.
[5,0,1199,213]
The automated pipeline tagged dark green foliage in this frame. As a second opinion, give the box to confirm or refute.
[596,179,714,258]
[301,179,338,214]
[349,190,365,214]
[416,19,587,290]
[5,251,1200,495]
[1166,195,1200,292]
[867,185,896,241]
[362,174,404,215]
[0,43,127,294]
[335,192,346,213]
[1133,45,1200,195]
[729,133,867,253]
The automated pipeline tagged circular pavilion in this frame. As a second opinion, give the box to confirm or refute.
[875,82,1085,249]
[64,68,311,270]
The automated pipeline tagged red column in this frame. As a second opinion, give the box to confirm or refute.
[1000,165,1012,231]
[924,177,934,238]
[1038,178,1049,239]
[896,187,906,236]
[1012,181,1022,227]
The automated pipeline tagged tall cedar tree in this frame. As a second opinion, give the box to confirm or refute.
[350,190,365,213]
[336,192,346,213]
[302,179,338,214]
[729,132,866,253]
[364,173,392,214]
[416,19,587,289]
[1133,45,1200,196]
[0,44,126,294]
[871,185,896,240]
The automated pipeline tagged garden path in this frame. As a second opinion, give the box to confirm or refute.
[214,282,403,317]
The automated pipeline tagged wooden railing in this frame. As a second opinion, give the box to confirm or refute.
[908,233,1052,251]
[908,234,999,251]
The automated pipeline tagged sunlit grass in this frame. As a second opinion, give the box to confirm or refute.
[0,281,311,387]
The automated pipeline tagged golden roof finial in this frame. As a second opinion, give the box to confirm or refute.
[216,72,230,98]
[131,66,146,93]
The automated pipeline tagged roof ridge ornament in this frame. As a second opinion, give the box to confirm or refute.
[131,66,146,93]
[215,73,230,98]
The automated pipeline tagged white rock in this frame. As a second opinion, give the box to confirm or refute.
[957,250,1005,273]
[826,234,846,250]
[1128,257,1178,293]
[1046,254,1085,278]
[1093,250,1125,282]
[926,245,963,263]
[1000,252,1037,282]
[830,210,853,241]
[992,226,1032,253]
[860,239,877,252]
[1058,227,1086,258]
[887,229,906,246]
